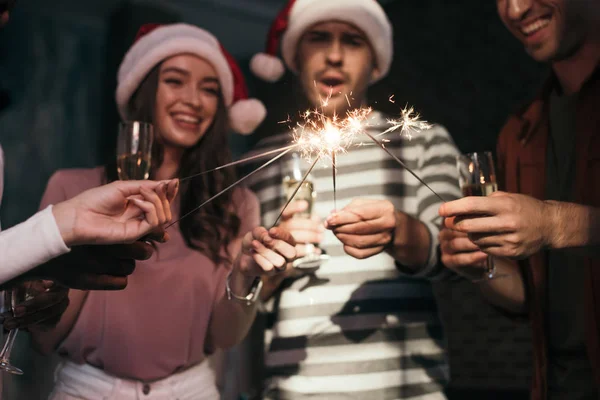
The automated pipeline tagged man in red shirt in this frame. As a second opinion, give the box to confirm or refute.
[438,0,600,398]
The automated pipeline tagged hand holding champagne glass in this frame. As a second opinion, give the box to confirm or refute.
[456,151,505,281]
[0,286,27,374]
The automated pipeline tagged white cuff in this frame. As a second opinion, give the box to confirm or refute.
[0,205,70,285]
[395,220,448,280]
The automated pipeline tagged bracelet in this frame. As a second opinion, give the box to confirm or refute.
[225,271,263,306]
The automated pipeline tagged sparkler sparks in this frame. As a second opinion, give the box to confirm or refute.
[290,107,371,161]
[169,95,442,228]
[378,105,433,140]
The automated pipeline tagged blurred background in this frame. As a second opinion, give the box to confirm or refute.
[0,0,545,398]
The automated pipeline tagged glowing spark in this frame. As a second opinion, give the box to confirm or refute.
[291,107,371,161]
[389,95,395,103]
[378,105,433,140]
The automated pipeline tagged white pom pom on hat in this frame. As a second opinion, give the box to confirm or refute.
[229,98,267,135]
[249,0,393,84]
[117,23,266,135]
[249,53,285,83]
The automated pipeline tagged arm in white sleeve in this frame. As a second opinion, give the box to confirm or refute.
[0,205,70,285]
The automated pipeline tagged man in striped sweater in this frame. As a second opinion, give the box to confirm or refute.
[244,1,462,398]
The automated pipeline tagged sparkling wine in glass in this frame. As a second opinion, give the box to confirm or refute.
[0,286,27,374]
[456,151,504,281]
[282,152,329,272]
[116,121,154,181]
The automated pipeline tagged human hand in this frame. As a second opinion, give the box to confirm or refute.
[439,226,489,280]
[1,281,69,331]
[31,241,155,290]
[439,191,550,259]
[278,200,324,258]
[237,227,297,277]
[325,199,396,259]
[52,179,179,247]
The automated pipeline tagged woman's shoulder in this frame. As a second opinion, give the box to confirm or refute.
[47,166,107,194]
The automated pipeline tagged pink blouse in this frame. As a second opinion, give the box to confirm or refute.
[39,167,259,381]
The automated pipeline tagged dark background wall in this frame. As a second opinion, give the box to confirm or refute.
[0,0,546,398]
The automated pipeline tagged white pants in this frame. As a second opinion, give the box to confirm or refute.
[48,360,220,400]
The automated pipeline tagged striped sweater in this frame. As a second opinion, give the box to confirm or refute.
[243,111,461,400]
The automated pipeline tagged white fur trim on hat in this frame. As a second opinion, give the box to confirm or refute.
[229,98,267,135]
[116,24,234,121]
[250,53,286,82]
[282,0,393,83]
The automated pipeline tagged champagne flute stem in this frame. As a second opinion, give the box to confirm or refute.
[0,328,18,362]
[485,256,496,279]
[272,155,321,228]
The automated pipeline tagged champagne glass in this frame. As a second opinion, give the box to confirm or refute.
[0,286,27,374]
[116,121,154,181]
[282,152,329,272]
[456,151,505,281]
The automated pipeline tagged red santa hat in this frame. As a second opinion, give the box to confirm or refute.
[116,23,266,135]
[250,0,393,83]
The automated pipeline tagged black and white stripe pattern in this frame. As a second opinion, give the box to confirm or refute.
[243,111,461,399]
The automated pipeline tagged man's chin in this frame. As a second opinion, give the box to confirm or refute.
[526,40,564,63]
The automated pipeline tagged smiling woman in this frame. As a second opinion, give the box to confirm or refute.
[117,51,234,263]
[28,23,299,400]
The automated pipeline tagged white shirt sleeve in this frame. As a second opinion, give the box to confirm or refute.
[0,147,70,284]
[0,205,70,284]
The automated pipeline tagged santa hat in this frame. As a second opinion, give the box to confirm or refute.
[117,23,266,135]
[250,0,393,83]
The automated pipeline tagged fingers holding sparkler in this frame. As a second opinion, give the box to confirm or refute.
[239,226,297,275]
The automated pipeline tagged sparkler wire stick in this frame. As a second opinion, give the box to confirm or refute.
[271,155,321,228]
[166,147,294,229]
[331,151,337,210]
[362,131,446,203]
[179,144,299,183]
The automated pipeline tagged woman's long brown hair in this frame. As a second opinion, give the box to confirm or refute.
[107,63,241,266]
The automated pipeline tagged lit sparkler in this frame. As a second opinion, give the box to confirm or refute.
[170,95,443,229]
[377,105,433,140]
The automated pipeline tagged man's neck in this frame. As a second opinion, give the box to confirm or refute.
[552,39,600,95]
